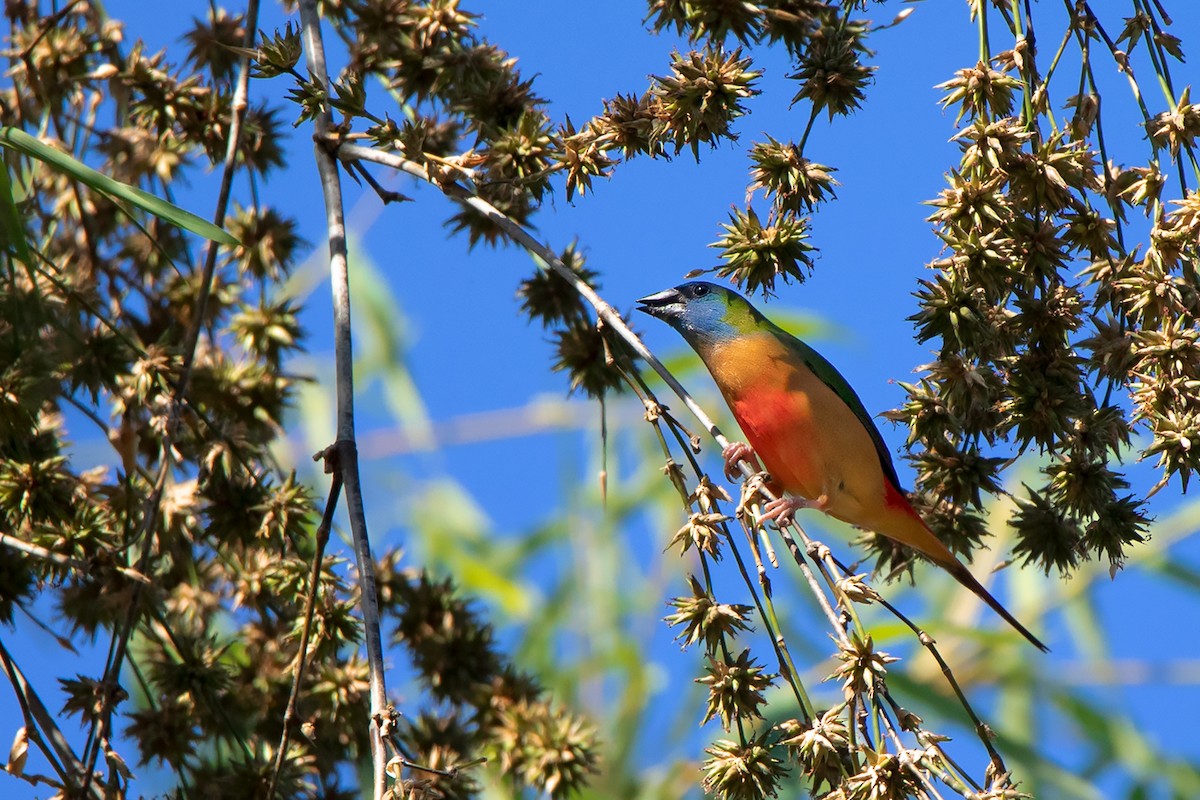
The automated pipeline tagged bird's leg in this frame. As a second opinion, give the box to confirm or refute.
[760,494,829,526]
[721,441,762,481]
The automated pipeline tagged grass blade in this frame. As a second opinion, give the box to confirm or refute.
[0,126,238,246]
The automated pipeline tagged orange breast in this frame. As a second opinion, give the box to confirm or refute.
[729,385,822,500]
[705,333,892,526]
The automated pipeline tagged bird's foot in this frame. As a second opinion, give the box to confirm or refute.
[722,441,761,481]
[760,494,829,526]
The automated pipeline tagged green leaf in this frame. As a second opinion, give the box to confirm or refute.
[0,157,32,267]
[0,126,238,246]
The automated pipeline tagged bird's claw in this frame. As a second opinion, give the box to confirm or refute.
[722,441,760,481]
[760,497,801,526]
[760,494,829,527]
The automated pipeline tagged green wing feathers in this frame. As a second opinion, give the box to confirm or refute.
[769,328,906,492]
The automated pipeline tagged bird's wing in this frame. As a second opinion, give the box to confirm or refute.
[771,328,906,492]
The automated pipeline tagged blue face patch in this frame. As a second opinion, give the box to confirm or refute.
[673,282,742,344]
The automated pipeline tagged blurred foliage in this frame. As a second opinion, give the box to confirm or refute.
[2,1,1200,800]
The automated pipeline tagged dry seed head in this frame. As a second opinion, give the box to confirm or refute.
[832,635,898,702]
[664,576,754,655]
[779,706,851,788]
[698,649,772,730]
[670,511,728,558]
[701,732,787,800]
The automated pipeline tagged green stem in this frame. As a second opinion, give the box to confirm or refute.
[1134,0,1178,104]
[732,539,814,717]
[1133,0,1200,187]
[1010,0,1036,130]
[1078,1,1154,127]
[797,105,819,154]
[1067,2,1136,250]
[977,0,991,65]
[871,699,883,755]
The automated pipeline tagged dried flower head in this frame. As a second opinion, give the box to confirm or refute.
[843,747,926,800]
[780,706,851,788]
[665,576,754,655]
[1148,86,1200,159]
[789,15,875,118]
[699,649,772,730]
[712,205,815,297]
[551,319,636,399]
[518,243,599,328]
[652,46,761,158]
[701,732,787,800]
[936,60,1021,123]
[748,137,839,213]
[832,635,898,701]
[488,699,599,799]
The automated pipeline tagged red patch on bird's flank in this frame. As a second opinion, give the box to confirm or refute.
[881,478,921,519]
[729,388,822,501]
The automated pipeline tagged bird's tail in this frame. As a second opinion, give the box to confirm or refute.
[875,494,1049,652]
[936,553,1049,652]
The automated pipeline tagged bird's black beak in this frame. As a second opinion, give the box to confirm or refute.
[636,288,683,321]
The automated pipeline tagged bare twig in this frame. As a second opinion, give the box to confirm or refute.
[823,551,1012,777]
[297,5,390,798]
[0,533,149,584]
[337,141,733,451]
[0,638,102,799]
[268,445,345,798]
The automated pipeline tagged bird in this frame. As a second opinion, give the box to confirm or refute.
[637,280,1047,651]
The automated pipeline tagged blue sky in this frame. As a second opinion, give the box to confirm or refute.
[4,1,1200,797]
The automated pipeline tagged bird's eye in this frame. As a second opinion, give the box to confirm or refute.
[693,284,709,297]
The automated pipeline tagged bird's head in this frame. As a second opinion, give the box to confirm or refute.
[636,281,763,348]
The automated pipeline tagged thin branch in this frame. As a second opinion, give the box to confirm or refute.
[337,142,734,452]
[641,385,815,719]
[821,548,1012,778]
[297,4,390,798]
[0,638,102,799]
[268,445,345,799]
[0,533,150,584]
